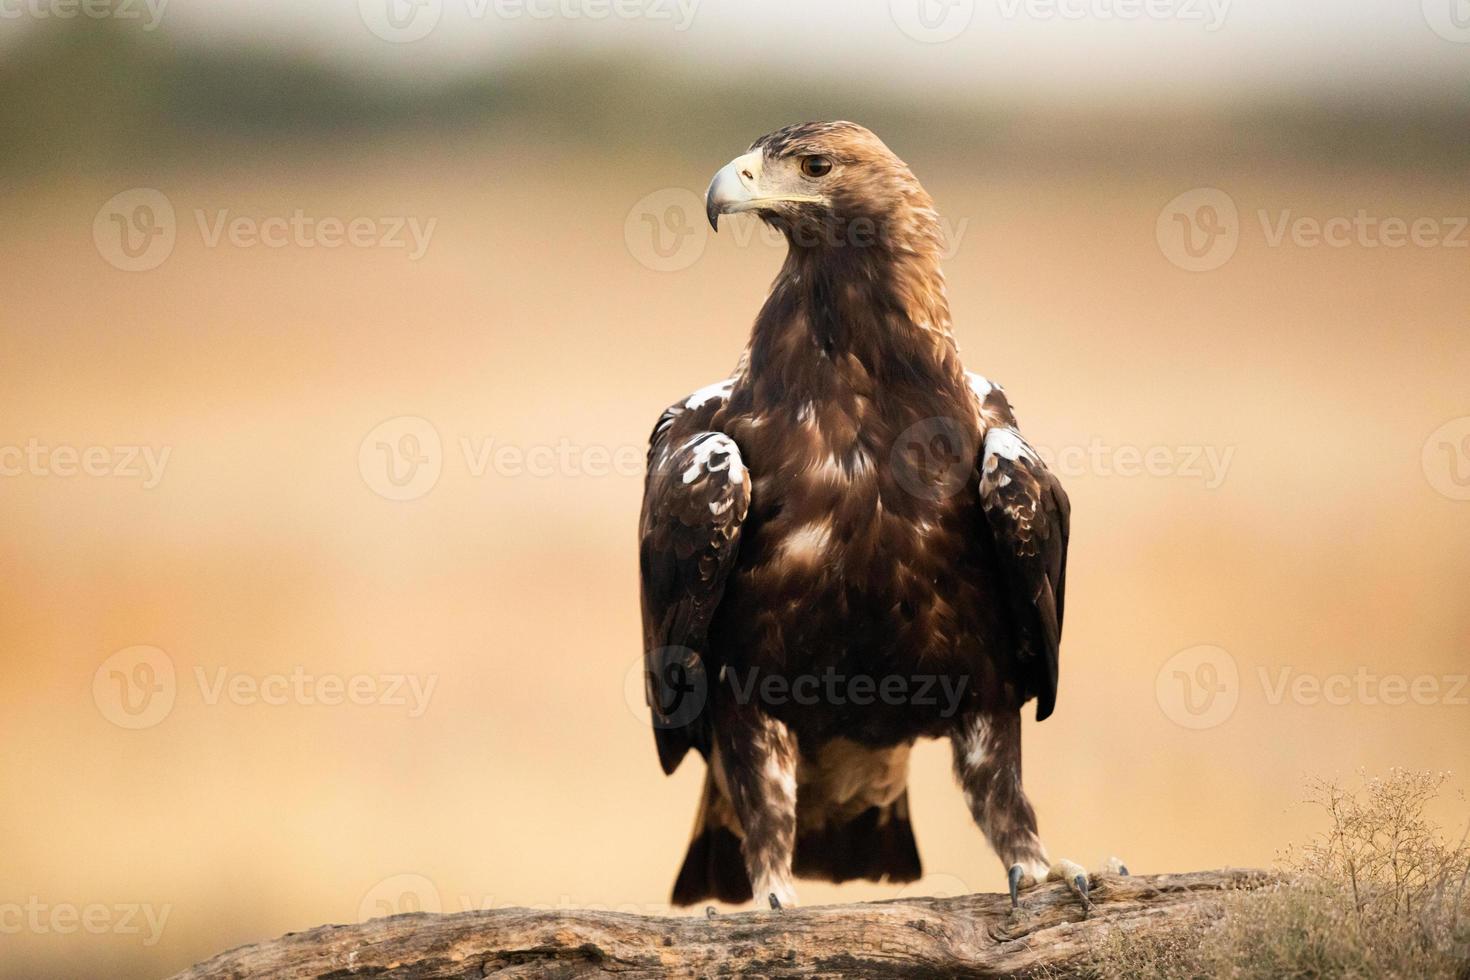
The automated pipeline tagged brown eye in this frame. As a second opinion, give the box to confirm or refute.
[800,155,833,178]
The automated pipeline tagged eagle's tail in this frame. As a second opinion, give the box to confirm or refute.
[671,775,922,906]
[793,791,923,887]
[672,774,753,905]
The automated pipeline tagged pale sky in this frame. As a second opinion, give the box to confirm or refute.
[14,0,1470,102]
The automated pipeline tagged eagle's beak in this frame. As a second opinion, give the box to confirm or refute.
[705,150,763,232]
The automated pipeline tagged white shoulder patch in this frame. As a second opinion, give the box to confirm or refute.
[982,427,1037,466]
[681,433,746,486]
[685,378,735,411]
[966,372,998,401]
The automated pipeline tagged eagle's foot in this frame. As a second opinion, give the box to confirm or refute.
[1037,858,1127,915]
[1006,859,1049,910]
[1009,859,1101,915]
[1047,859,1092,914]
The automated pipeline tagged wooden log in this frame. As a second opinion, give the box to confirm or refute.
[173,869,1272,979]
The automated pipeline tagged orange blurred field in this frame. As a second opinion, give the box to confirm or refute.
[1,134,1468,978]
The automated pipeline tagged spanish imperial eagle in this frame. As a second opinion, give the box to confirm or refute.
[639,122,1119,912]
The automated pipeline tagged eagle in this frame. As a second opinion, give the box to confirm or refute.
[639,122,1117,913]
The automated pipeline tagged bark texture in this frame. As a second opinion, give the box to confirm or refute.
[174,869,1272,979]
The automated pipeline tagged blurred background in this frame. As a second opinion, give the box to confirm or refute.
[2,1,1469,976]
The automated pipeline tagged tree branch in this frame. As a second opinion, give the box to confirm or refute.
[173,869,1272,979]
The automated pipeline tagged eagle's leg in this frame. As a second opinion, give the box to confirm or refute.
[713,706,799,910]
[950,711,1093,914]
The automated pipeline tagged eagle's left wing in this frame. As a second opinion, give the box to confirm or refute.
[639,389,750,774]
[970,374,1071,722]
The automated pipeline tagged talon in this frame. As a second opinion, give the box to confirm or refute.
[705,906,718,919]
[1048,859,1092,915]
[1118,864,1130,876]
[1071,873,1092,913]
[1103,855,1130,877]
[768,893,782,911]
[1008,864,1025,909]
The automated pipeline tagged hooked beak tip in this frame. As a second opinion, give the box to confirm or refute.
[706,151,761,235]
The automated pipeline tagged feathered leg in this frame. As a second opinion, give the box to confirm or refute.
[951,711,1100,913]
[712,706,798,909]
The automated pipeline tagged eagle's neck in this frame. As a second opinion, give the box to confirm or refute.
[744,231,966,410]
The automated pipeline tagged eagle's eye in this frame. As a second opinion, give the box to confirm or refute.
[799,155,834,178]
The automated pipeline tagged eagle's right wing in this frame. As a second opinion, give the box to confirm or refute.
[639,389,750,775]
[969,374,1071,723]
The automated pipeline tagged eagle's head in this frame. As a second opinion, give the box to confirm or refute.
[705,121,940,254]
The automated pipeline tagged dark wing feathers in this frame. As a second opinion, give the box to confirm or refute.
[976,404,1071,722]
[639,399,749,774]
